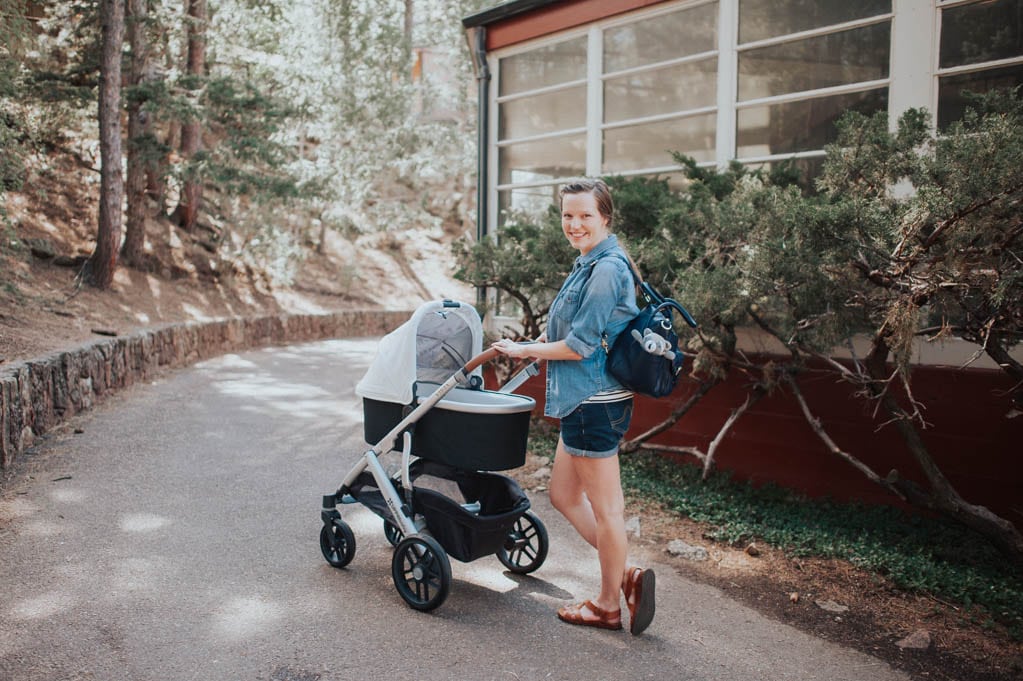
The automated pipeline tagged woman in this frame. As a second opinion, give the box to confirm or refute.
[492,178,655,635]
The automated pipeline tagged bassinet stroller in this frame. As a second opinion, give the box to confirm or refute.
[319,299,549,611]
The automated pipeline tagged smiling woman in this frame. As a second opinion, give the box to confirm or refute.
[491,178,656,635]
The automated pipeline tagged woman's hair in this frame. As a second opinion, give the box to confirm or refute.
[559,178,614,228]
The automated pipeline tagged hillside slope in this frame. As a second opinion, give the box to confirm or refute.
[0,152,474,365]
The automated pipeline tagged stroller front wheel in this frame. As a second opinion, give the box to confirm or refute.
[496,511,549,574]
[383,518,404,547]
[320,519,357,568]
[391,534,451,611]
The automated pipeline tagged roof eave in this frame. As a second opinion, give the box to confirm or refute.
[461,0,561,29]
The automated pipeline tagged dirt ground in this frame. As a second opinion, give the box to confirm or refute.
[2,160,1022,681]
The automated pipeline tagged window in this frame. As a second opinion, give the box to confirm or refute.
[493,1,721,232]
[496,35,587,202]
[734,0,891,163]
[487,0,1022,236]
[937,0,1023,128]
[602,2,719,174]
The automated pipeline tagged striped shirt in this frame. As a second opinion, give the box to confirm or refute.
[582,388,633,404]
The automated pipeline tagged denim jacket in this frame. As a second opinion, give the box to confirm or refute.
[544,235,639,418]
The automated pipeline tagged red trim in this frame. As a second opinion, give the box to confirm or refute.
[487,0,670,50]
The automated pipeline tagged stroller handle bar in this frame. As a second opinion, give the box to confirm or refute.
[462,347,502,376]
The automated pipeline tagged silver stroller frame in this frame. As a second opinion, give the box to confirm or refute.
[320,300,545,611]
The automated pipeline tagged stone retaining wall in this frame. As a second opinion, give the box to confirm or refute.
[0,309,411,469]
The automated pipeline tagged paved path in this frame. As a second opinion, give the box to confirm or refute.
[0,339,909,681]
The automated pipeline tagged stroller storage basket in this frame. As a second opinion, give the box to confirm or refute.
[413,463,530,563]
[363,384,535,471]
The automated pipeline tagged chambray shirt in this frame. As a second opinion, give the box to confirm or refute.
[544,235,639,418]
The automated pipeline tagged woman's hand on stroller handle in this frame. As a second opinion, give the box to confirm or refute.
[491,338,537,360]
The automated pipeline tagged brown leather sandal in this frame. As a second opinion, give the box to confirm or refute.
[623,567,656,635]
[556,600,623,631]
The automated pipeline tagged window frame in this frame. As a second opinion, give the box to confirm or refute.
[934,0,1023,124]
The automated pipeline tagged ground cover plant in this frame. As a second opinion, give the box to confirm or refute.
[621,450,1023,638]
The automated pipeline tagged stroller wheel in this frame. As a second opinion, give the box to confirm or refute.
[497,511,549,574]
[320,519,357,568]
[391,534,451,611]
[384,518,404,547]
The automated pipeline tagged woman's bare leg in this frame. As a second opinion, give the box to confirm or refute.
[573,454,627,613]
[550,437,628,613]
[548,437,598,547]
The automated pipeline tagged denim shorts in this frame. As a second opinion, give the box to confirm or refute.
[560,398,633,458]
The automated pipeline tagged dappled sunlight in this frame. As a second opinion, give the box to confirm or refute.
[119,512,172,533]
[109,557,162,594]
[212,596,282,640]
[146,274,162,300]
[8,591,75,620]
[270,288,329,313]
[213,374,331,401]
[257,398,349,420]
[0,496,41,521]
[188,340,378,423]
[339,504,386,537]
[20,519,62,537]
[458,563,519,594]
[201,353,259,370]
[50,486,87,504]
[181,302,215,322]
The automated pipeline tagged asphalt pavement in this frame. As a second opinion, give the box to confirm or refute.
[0,339,910,681]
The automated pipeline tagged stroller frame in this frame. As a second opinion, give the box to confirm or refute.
[319,300,546,612]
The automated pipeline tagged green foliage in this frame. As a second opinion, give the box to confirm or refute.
[618,451,1023,636]
[453,210,576,338]
[200,76,303,202]
[0,0,29,194]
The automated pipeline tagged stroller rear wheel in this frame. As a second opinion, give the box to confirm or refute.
[320,518,357,568]
[391,534,451,611]
[496,511,548,574]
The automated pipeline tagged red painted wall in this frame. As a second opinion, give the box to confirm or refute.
[507,361,1022,520]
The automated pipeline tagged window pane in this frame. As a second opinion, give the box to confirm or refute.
[499,37,587,96]
[498,135,586,185]
[939,0,1023,69]
[497,186,560,227]
[499,85,586,140]
[604,58,717,123]
[603,3,718,73]
[739,0,891,44]
[743,157,827,193]
[736,88,888,157]
[603,114,716,172]
[738,22,890,101]
[938,64,1023,128]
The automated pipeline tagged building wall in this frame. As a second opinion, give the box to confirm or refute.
[514,360,1020,520]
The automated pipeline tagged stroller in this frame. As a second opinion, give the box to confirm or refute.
[319,299,549,611]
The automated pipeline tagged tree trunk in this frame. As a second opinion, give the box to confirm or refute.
[403,0,414,67]
[864,337,1023,564]
[88,0,126,289]
[171,0,205,232]
[122,0,151,267]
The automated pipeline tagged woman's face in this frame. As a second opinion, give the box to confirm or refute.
[561,191,609,256]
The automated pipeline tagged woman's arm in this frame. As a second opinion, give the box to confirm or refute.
[491,338,582,361]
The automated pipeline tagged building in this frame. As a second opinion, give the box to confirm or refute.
[460,0,1022,516]
[464,0,1023,238]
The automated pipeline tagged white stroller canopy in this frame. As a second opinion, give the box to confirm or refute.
[355,300,485,404]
